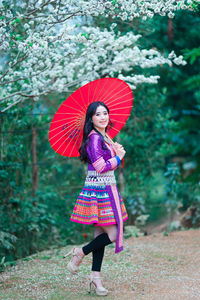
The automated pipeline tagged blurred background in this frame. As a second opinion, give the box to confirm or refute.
[0,1,200,269]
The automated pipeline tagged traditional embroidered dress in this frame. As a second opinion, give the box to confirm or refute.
[70,129,128,253]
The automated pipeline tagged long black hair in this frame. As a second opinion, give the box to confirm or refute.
[79,101,112,163]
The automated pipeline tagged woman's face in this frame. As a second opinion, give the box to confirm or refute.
[92,105,109,131]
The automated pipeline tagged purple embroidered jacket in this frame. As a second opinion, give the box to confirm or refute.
[86,129,124,253]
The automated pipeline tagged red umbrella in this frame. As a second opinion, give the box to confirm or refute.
[49,77,133,157]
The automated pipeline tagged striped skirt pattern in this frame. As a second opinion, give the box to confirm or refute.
[70,184,128,226]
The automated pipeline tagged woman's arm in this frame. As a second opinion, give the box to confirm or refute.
[87,133,121,174]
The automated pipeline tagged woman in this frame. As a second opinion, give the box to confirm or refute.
[64,101,128,296]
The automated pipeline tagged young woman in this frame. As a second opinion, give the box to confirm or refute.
[64,101,128,296]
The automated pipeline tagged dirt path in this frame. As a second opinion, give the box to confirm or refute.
[1,229,200,300]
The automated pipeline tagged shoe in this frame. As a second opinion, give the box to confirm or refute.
[87,274,108,296]
[63,247,84,275]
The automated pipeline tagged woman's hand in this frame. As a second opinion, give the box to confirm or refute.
[113,142,126,160]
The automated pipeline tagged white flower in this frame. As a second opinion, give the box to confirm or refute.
[173,56,187,65]
[168,51,176,59]
[168,12,175,18]
[24,23,30,30]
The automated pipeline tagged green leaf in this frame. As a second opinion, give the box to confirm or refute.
[81,32,88,39]
[12,18,21,25]
[15,35,22,40]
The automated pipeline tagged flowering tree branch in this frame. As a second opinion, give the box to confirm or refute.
[0,0,191,112]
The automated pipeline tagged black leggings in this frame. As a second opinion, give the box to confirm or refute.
[82,232,112,272]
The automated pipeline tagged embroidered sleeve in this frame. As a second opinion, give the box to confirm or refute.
[116,155,121,167]
[87,133,120,173]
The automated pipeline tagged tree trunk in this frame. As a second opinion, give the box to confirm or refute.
[32,126,38,197]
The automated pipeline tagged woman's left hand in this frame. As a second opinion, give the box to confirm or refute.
[113,142,125,152]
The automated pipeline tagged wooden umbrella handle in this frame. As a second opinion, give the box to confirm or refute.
[105,133,115,145]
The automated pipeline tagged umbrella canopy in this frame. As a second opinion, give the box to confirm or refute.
[49,77,133,157]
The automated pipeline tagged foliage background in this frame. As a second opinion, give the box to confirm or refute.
[0,3,200,268]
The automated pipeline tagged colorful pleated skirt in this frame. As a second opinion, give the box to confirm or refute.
[70,184,128,226]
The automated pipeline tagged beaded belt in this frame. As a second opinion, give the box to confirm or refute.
[85,170,116,186]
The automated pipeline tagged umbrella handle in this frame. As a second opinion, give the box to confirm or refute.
[105,133,115,145]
